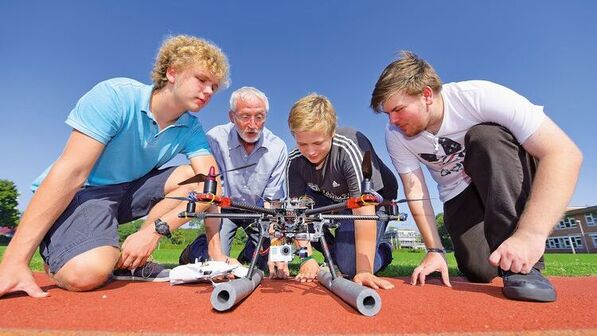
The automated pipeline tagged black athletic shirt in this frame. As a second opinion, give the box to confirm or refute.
[286,128,397,203]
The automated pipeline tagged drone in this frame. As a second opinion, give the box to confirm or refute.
[168,152,420,316]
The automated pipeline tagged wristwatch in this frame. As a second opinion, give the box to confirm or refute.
[154,219,172,238]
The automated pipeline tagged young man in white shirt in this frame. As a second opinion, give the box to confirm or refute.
[370,51,582,302]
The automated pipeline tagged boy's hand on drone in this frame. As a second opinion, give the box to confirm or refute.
[268,261,289,279]
[296,258,319,282]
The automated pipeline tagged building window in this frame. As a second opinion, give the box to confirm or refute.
[557,217,578,229]
[547,238,561,249]
[547,236,583,249]
[591,234,597,248]
[571,236,583,248]
[586,212,597,227]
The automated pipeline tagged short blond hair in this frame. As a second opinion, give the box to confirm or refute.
[370,51,442,113]
[151,35,230,90]
[288,93,336,136]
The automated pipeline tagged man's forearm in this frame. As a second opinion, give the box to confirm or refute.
[354,219,377,273]
[408,199,443,249]
[204,208,224,258]
[412,213,444,249]
[516,153,582,239]
[3,165,86,264]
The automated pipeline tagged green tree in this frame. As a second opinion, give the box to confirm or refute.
[0,179,20,228]
[118,219,143,243]
[436,213,454,251]
[170,230,185,245]
[232,226,248,248]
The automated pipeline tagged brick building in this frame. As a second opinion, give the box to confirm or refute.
[545,205,597,253]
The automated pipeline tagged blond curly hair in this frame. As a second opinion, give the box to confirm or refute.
[151,35,230,90]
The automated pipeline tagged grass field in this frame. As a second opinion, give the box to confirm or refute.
[1,244,596,277]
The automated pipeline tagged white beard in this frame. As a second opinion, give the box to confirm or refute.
[235,126,261,144]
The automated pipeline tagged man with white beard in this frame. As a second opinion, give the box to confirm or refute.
[179,87,288,277]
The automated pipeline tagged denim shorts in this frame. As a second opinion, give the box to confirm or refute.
[40,167,176,273]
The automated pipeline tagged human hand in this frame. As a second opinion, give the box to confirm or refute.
[354,272,394,290]
[295,259,319,282]
[208,256,241,280]
[268,261,290,279]
[116,228,159,270]
[0,261,49,298]
[410,252,451,287]
[489,231,546,274]
[211,255,240,266]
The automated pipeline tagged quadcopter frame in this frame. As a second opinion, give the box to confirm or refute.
[173,156,409,316]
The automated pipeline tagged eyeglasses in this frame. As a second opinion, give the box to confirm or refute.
[234,113,266,123]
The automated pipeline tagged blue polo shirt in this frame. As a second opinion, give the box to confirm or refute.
[207,123,287,207]
[32,78,211,191]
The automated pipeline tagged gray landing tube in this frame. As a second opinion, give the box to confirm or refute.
[317,270,382,316]
[211,269,264,311]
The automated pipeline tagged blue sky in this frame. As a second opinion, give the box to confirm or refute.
[1,1,596,229]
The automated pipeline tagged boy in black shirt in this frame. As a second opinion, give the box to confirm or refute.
[286,93,396,290]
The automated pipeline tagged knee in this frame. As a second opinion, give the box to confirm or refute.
[465,123,516,152]
[464,124,520,175]
[54,265,112,292]
[177,166,201,193]
[53,246,118,292]
[458,265,498,284]
[167,165,202,195]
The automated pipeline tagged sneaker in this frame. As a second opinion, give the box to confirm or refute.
[239,241,269,272]
[179,234,209,265]
[502,268,557,302]
[113,261,170,282]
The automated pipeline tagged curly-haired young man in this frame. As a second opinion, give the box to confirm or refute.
[0,35,229,297]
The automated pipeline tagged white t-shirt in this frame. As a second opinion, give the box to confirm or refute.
[385,80,546,202]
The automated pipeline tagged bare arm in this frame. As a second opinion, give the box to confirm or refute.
[119,154,224,269]
[352,205,394,289]
[0,130,104,297]
[353,205,378,274]
[490,117,583,273]
[188,156,227,260]
[400,169,442,249]
[400,169,451,287]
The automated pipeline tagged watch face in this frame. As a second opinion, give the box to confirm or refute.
[155,220,170,236]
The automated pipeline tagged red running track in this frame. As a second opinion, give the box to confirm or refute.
[0,273,595,335]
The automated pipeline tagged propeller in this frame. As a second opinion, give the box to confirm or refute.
[178,162,257,186]
[379,198,432,206]
[163,191,199,202]
[164,196,195,201]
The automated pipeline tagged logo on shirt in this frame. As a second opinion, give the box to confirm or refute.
[332,180,341,188]
[418,137,466,177]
